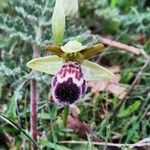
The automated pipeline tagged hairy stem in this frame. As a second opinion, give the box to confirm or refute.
[101,37,140,55]
[30,45,40,150]
[30,79,38,150]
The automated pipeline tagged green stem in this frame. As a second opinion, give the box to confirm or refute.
[63,106,69,127]
[47,103,58,150]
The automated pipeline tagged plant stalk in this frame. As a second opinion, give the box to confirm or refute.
[63,106,69,127]
[30,78,38,150]
[30,45,40,150]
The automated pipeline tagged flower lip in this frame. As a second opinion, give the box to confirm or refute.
[55,77,80,105]
[51,61,87,106]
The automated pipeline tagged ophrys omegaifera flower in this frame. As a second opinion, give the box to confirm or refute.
[27,40,114,106]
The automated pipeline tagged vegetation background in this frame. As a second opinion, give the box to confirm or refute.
[0,0,150,149]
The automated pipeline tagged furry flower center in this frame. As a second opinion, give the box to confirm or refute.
[55,78,80,103]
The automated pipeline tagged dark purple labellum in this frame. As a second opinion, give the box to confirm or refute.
[51,62,87,106]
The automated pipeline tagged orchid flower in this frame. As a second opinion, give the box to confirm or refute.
[27,40,114,106]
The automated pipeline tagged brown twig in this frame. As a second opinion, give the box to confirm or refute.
[101,38,140,55]
[110,57,150,121]
[57,140,150,148]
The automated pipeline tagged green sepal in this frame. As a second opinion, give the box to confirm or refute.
[52,0,65,45]
[27,55,63,75]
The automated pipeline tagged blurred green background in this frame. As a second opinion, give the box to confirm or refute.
[0,0,150,149]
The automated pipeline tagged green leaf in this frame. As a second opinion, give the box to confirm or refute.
[118,101,141,118]
[38,112,50,120]
[52,0,65,45]
[0,0,8,10]
[10,32,33,42]
[110,0,118,7]
[15,6,38,25]
[27,55,63,75]
[121,69,134,83]
[0,35,9,48]
[0,115,41,150]
[81,60,115,81]
[5,97,18,121]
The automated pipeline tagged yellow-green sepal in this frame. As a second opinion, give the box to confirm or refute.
[27,55,63,75]
[52,0,65,45]
[81,60,115,81]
